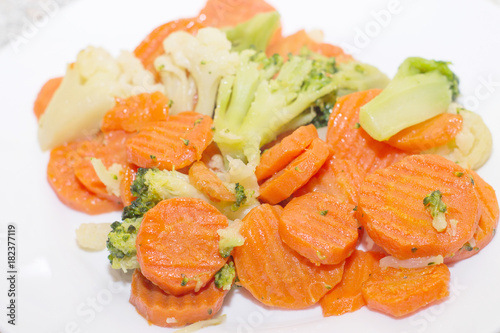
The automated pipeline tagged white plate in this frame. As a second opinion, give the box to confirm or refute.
[1,0,500,332]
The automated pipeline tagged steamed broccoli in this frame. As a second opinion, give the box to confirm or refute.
[359,57,460,141]
[214,261,236,290]
[423,190,448,232]
[218,219,245,258]
[214,50,337,164]
[107,218,142,271]
[223,11,280,52]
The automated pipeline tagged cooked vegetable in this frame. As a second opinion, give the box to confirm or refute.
[214,261,236,290]
[33,77,62,120]
[359,57,460,141]
[423,190,448,232]
[189,161,236,202]
[199,0,277,28]
[75,223,112,251]
[217,219,245,258]
[90,158,123,198]
[106,217,142,271]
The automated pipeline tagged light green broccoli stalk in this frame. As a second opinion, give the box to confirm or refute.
[359,57,460,141]
[214,261,236,291]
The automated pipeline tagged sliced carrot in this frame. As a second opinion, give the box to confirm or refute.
[136,198,228,296]
[266,29,351,61]
[279,193,359,265]
[259,138,330,205]
[73,131,129,202]
[120,164,138,207]
[134,18,204,74]
[447,169,499,262]
[101,92,170,133]
[362,264,450,317]
[126,112,213,170]
[33,77,62,120]
[295,155,365,208]
[326,90,408,174]
[198,0,276,28]
[233,204,344,309]
[130,270,228,328]
[358,154,480,260]
[189,161,235,202]
[256,124,318,182]
[47,141,122,215]
[320,250,384,316]
[386,113,463,153]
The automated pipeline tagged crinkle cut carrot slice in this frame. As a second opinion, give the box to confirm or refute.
[358,154,480,260]
[233,204,344,309]
[326,90,408,174]
[198,0,277,28]
[130,270,228,328]
[136,198,228,296]
[189,161,235,202]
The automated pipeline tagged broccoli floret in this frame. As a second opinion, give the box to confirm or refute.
[106,218,142,271]
[122,168,160,219]
[223,11,281,52]
[423,190,448,232]
[359,57,460,141]
[231,183,247,212]
[218,219,245,258]
[214,261,236,290]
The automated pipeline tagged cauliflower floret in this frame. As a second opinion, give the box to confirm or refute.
[158,27,239,117]
[38,47,164,150]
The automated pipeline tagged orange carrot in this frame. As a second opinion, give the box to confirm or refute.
[33,77,62,120]
[358,154,480,260]
[259,138,330,205]
[361,264,450,317]
[134,18,204,74]
[101,92,170,133]
[256,124,318,182]
[120,164,138,207]
[279,193,359,265]
[233,204,345,309]
[326,90,408,174]
[320,250,384,316]
[198,0,277,28]
[447,169,499,262]
[295,155,366,208]
[386,113,463,153]
[136,198,228,296]
[189,161,236,202]
[126,112,213,170]
[72,131,129,201]
[130,270,228,328]
[47,141,122,215]
[266,29,351,61]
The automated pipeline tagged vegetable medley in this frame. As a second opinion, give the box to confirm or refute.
[35,0,498,330]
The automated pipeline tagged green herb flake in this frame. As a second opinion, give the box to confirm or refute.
[469,174,475,186]
[354,122,361,129]
[168,100,174,108]
[411,247,418,253]
[320,210,328,216]
[181,274,189,286]
[207,308,212,315]
[325,284,332,290]
[454,171,464,177]
[427,262,435,266]
[150,155,156,160]
[181,138,189,146]
[353,206,358,211]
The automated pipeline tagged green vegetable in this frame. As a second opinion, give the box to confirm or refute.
[232,183,247,211]
[107,218,142,271]
[214,262,236,290]
[423,190,448,232]
[224,11,281,52]
[218,219,245,258]
[359,57,460,141]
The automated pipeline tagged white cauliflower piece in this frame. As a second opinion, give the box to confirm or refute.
[424,103,492,170]
[75,223,112,251]
[160,27,239,117]
[38,47,164,150]
[90,158,123,197]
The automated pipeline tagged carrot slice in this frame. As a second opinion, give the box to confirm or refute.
[47,141,122,215]
[233,204,345,309]
[34,77,62,120]
[326,90,408,174]
[361,264,450,317]
[136,198,228,296]
[134,18,204,74]
[386,113,463,153]
[256,124,318,182]
[101,92,170,133]
[259,138,330,205]
[447,169,499,262]
[189,161,235,202]
[130,270,228,328]
[295,155,365,207]
[199,0,276,28]
[279,193,359,265]
[266,29,351,61]
[358,154,480,259]
[126,112,213,170]
[73,131,129,201]
[120,164,138,207]
[320,250,384,316]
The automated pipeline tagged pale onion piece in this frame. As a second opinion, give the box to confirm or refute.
[38,47,163,151]
[449,219,458,237]
[174,315,227,333]
[166,318,178,324]
[90,158,123,197]
[76,223,112,251]
[423,103,492,170]
[379,255,444,269]
[467,237,477,248]
[432,212,447,232]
